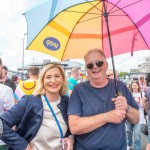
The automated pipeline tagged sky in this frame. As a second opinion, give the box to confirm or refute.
[0,0,150,72]
[0,0,57,71]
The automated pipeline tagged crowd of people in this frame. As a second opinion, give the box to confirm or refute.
[0,48,150,150]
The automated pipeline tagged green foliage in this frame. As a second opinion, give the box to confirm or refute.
[119,72,129,77]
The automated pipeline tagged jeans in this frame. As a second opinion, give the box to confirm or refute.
[148,120,150,143]
[126,122,142,150]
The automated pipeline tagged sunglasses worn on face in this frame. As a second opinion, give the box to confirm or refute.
[86,61,104,69]
[107,74,114,77]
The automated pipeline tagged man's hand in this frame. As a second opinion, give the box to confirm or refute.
[105,109,126,124]
[112,96,128,111]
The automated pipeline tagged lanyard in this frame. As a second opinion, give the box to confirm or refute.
[43,95,64,139]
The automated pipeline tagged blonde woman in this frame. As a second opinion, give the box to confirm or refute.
[0,64,74,150]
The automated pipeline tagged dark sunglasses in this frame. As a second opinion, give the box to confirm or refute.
[86,61,104,69]
[107,74,114,77]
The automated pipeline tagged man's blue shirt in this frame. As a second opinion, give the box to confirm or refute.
[68,79,139,150]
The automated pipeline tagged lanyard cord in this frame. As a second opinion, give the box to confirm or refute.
[44,95,64,138]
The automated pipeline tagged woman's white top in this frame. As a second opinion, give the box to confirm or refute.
[30,95,67,150]
[132,92,144,124]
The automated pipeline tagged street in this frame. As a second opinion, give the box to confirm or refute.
[141,132,148,150]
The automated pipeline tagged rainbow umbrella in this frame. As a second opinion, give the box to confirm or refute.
[24,0,150,94]
[24,0,150,60]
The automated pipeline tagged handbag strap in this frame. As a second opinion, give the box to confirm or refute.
[43,95,64,138]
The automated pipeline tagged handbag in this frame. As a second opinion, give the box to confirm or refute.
[142,124,148,135]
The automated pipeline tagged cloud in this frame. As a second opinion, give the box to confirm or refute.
[107,50,150,72]
[0,0,56,70]
[0,0,150,73]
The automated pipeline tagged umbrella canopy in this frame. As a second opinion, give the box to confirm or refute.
[24,0,150,61]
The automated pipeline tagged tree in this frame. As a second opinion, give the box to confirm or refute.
[119,72,129,77]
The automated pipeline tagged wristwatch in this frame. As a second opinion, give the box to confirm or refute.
[126,105,130,114]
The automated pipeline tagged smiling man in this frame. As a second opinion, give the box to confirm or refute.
[68,49,139,150]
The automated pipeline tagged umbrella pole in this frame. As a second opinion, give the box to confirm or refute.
[102,0,120,96]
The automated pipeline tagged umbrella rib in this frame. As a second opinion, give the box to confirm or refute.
[61,1,101,60]
[109,0,143,15]
[107,0,122,14]
[85,0,102,13]
[108,14,128,16]
[129,15,150,51]
[64,1,103,24]
[64,10,100,15]
[79,15,103,23]
[78,14,128,23]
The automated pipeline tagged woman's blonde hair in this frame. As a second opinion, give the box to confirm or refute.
[33,64,68,96]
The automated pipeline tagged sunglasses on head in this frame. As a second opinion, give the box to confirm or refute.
[86,60,105,69]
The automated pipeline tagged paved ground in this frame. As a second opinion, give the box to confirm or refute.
[127,132,147,150]
[141,132,148,150]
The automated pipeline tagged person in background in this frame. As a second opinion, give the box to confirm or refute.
[67,67,79,96]
[0,64,74,150]
[14,66,40,102]
[0,58,15,150]
[67,49,139,150]
[0,65,16,93]
[145,73,150,87]
[106,69,118,79]
[139,76,147,93]
[133,77,139,81]
[126,80,144,150]
[143,88,150,150]
[78,72,84,83]
[11,74,20,86]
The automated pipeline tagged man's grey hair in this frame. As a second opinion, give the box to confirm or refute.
[84,48,106,60]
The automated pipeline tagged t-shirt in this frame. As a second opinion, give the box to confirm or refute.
[30,96,67,150]
[67,77,78,91]
[1,78,16,93]
[0,84,15,145]
[14,79,38,102]
[0,84,14,114]
[68,79,139,150]
[132,92,144,124]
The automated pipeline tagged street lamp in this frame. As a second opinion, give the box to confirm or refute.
[22,33,27,80]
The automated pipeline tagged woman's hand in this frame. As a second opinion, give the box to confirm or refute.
[26,144,32,150]
[62,136,74,150]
